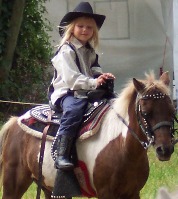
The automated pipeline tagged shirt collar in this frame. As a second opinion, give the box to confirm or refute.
[70,36,93,50]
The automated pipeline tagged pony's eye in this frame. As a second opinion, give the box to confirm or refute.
[141,110,150,118]
[142,111,148,116]
[140,99,152,116]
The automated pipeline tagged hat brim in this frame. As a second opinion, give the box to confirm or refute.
[59,12,105,37]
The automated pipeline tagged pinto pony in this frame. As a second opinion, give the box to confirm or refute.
[0,72,176,199]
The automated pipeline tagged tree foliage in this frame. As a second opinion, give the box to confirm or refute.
[0,0,53,110]
[1,0,26,81]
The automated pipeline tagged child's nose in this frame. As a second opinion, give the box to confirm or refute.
[83,27,87,31]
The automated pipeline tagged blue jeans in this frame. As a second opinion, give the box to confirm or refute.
[56,95,88,137]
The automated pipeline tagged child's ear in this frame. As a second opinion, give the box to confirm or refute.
[71,27,75,33]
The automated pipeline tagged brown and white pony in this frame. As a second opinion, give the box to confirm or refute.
[0,72,176,199]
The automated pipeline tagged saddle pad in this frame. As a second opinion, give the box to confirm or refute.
[17,112,55,141]
[74,160,96,197]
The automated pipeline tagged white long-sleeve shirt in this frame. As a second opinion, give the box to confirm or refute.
[49,37,103,105]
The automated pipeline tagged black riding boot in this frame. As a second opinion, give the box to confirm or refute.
[54,134,74,170]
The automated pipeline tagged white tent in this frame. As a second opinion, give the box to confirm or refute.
[45,0,175,95]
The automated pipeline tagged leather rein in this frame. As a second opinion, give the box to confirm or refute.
[115,92,178,149]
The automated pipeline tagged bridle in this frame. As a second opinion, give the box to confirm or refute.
[136,92,177,148]
[115,92,178,149]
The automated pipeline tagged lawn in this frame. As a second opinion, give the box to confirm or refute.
[140,145,178,199]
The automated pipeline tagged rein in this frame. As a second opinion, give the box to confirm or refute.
[115,112,151,149]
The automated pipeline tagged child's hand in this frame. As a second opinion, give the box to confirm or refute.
[102,73,115,80]
[96,73,115,87]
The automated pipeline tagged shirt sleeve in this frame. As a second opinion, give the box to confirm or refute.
[52,45,97,90]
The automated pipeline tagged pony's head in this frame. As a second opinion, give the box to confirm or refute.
[133,71,175,161]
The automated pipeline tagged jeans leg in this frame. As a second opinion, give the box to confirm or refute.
[51,95,88,166]
[58,95,88,137]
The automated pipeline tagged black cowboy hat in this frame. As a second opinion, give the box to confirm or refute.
[59,2,106,37]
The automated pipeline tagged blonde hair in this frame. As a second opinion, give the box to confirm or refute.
[59,17,99,49]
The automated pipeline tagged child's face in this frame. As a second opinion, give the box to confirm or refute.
[73,17,95,45]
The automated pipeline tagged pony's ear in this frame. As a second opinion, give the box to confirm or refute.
[160,71,170,86]
[133,78,145,93]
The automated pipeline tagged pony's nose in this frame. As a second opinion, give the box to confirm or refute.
[156,145,174,160]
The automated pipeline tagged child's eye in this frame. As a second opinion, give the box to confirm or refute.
[87,26,93,29]
[77,25,83,28]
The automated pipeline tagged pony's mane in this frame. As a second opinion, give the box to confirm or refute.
[143,72,170,95]
[113,72,170,118]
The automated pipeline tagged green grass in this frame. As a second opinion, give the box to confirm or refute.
[140,145,178,199]
[0,146,177,199]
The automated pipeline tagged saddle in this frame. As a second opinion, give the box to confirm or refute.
[19,99,110,140]
[20,99,111,140]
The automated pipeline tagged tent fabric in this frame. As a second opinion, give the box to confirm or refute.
[45,0,174,93]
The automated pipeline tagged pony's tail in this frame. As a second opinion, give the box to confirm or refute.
[0,117,18,190]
